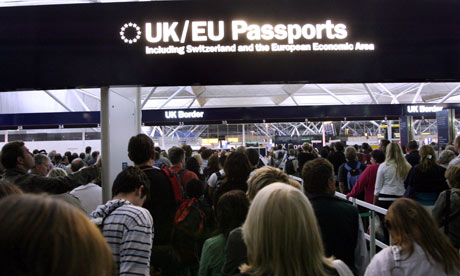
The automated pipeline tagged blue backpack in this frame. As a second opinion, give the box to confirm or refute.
[344,162,362,191]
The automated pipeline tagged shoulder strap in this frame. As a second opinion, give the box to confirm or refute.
[344,163,352,171]
[332,259,354,276]
[445,190,451,234]
[355,162,361,169]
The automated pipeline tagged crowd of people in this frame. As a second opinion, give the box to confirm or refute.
[0,134,459,276]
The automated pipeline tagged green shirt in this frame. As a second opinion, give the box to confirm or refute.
[198,234,227,276]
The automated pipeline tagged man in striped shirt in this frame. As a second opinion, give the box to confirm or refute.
[91,166,153,276]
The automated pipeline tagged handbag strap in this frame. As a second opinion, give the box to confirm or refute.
[332,259,354,276]
[445,190,451,235]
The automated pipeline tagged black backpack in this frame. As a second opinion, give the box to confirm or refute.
[285,158,296,175]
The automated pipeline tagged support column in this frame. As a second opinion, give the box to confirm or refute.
[242,124,246,147]
[387,120,393,141]
[437,109,456,149]
[399,116,414,147]
[100,87,142,203]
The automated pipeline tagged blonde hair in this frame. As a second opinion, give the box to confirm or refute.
[247,166,290,201]
[0,194,114,275]
[47,167,68,178]
[192,152,203,166]
[241,183,334,276]
[385,142,411,180]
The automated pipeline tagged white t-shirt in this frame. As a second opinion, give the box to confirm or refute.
[365,243,460,276]
[207,169,224,188]
[70,183,103,215]
[374,162,406,196]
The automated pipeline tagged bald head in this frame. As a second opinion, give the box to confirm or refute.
[71,158,85,172]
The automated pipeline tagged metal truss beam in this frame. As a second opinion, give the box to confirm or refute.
[412,83,426,103]
[377,83,399,104]
[43,90,74,112]
[141,87,157,109]
[439,83,460,103]
[158,86,186,109]
[316,84,346,104]
[72,90,90,111]
[363,84,379,104]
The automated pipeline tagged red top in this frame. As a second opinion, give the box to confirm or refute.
[170,165,198,189]
[346,163,380,204]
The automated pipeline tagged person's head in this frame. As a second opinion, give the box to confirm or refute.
[128,134,155,165]
[206,154,220,172]
[445,165,460,188]
[192,153,203,166]
[288,149,296,157]
[224,152,251,185]
[216,190,250,238]
[246,149,260,168]
[418,145,437,173]
[1,141,35,170]
[334,142,344,152]
[70,158,85,173]
[112,166,150,206]
[168,147,185,166]
[385,142,411,180]
[247,166,290,201]
[85,146,91,154]
[54,153,63,163]
[302,158,335,195]
[385,198,460,273]
[0,180,22,199]
[0,194,114,276]
[277,144,283,150]
[407,140,419,152]
[200,149,213,161]
[241,184,333,276]
[91,151,99,159]
[362,143,371,153]
[455,135,460,153]
[79,152,86,160]
[344,146,358,162]
[185,178,205,199]
[319,148,329,158]
[236,146,246,154]
[370,149,385,164]
[439,150,456,167]
[181,145,193,159]
[31,154,51,177]
[186,156,201,176]
[47,168,68,178]
[446,145,457,156]
[379,139,390,152]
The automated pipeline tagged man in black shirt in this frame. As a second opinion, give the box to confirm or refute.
[405,140,420,167]
[302,158,368,276]
[127,134,178,275]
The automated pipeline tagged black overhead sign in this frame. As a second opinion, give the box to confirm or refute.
[0,0,459,91]
[1,104,459,129]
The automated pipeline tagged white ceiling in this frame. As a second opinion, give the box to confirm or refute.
[1,83,460,114]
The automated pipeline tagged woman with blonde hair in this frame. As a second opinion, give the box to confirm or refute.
[404,145,449,207]
[0,194,114,276]
[237,183,352,276]
[374,142,411,209]
[365,198,460,275]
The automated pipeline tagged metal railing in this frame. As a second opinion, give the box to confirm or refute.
[335,192,390,258]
